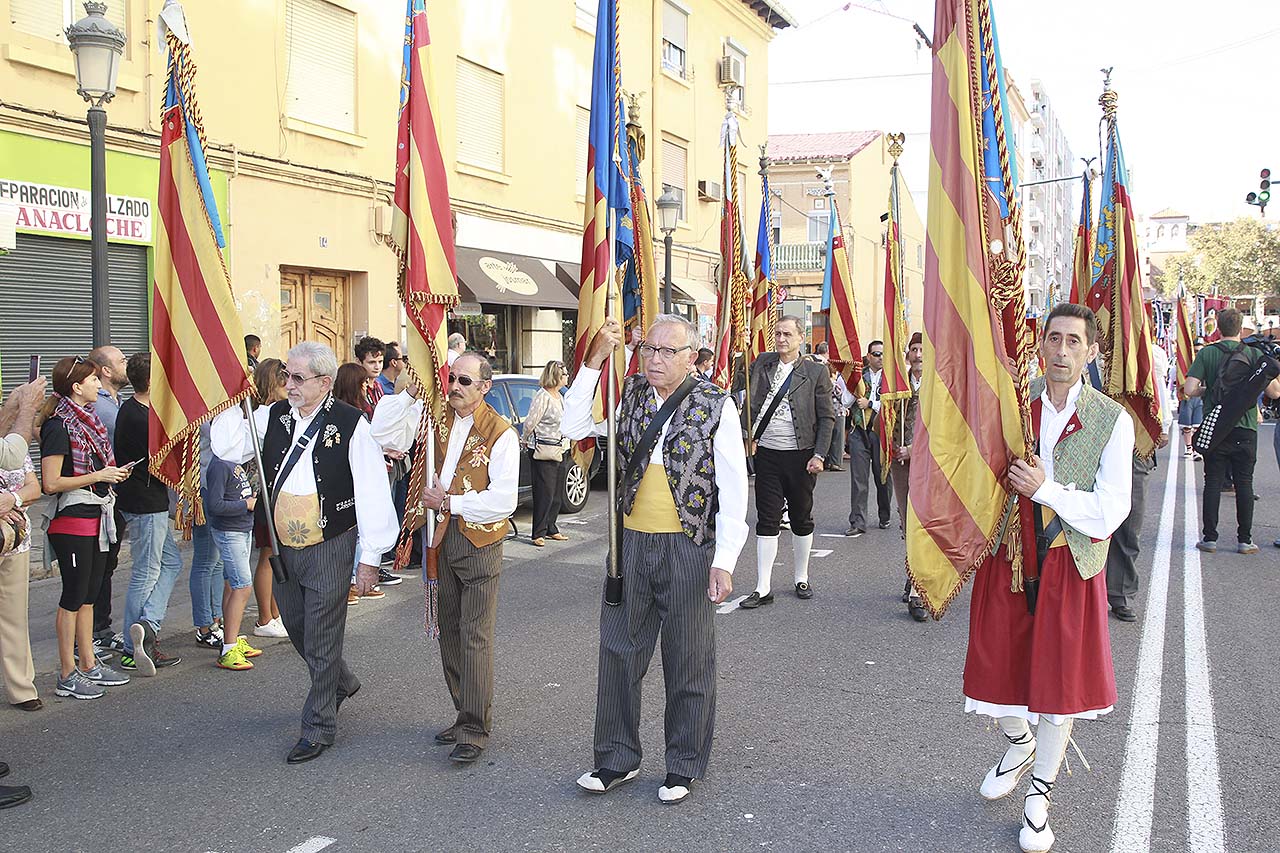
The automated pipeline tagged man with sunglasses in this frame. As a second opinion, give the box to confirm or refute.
[847,340,893,537]
[212,341,398,765]
[371,352,519,765]
[378,342,406,396]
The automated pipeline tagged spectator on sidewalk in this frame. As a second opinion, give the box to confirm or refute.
[354,337,385,419]
[378,342,405,396]
[1179,337,1206,459]
[447,332,466,366]
[114,353,184,676]
[335,364,387,604]
[524,360,570,547]
[0,438,41,711]
[250,359,288,638]
[190,423,224,649]
[245,334,262,370]
[39,357,131,700]
[86,345,130,653]
[204,452,264,670]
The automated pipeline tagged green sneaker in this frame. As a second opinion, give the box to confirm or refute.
[119,654,138,671]
[235,635,263,659]
[217,647,253,671]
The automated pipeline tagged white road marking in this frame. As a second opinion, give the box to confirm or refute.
[1182,457,1225,853]
[818,533,848,538]
[717,594,750,614]
[810,549,833,558]
[559,518,590,525]
[284,837,337,853]
[1110,439,1179,853]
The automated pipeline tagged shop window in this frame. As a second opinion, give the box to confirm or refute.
[457,58,505,173]
[11,0,127,44]
[285,0,357,134]
[661,1,688,78]
[661,138,687,222]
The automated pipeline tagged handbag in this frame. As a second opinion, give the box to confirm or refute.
[0,512,28,557]
[532,433,568,462]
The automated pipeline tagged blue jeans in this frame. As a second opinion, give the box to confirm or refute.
[190,522,224,628]
[120,512,185,654]
[210,528,254,590]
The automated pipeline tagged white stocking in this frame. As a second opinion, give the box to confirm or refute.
[755,535,779,596]
[792,533,813,585]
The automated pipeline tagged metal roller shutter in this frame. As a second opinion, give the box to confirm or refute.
[0,232,149,403]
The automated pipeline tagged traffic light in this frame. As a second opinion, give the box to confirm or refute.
[1247,168,1271,215]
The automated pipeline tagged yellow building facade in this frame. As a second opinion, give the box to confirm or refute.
[767,131,926,350]
[0,0,791,387]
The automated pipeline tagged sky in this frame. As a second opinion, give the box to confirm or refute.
[768,0,1279,226]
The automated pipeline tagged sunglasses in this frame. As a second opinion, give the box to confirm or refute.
[448,373,479,387]
[869,351,883,357]
[282,370,323,386]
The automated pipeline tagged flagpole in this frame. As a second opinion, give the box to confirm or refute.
[604,268,623,607]
[243,398,287,584]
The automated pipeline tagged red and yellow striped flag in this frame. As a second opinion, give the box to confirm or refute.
[906,0,1032,617]
[879,160,912,473]
[1175,290,1195,400]
[713,114,752,391]
[820,191,866,421]
[149,22,252,530]
[748,171,776,364]
[1068,171,1092,304]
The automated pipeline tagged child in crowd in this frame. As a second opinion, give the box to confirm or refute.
[204,453,264,671]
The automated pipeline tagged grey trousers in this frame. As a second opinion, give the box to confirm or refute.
[1106,454,1154,610]
[275,527,361,745]
[437,526,504,748]
[848,424,893,529]
[594,529,717,779]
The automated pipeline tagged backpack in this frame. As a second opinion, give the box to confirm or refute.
[1193,341,1280,454]
[1204,342,1258,408]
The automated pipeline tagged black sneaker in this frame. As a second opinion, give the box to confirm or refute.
[118,654,138,671]
[195,628,222,649]
[795,582,813,600]
[377,568,403,586]
[152,641,181,669]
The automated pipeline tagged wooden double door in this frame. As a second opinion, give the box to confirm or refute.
[281,268,348,355]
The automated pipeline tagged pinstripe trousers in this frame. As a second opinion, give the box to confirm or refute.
[594,529,717,780]
[437,526,504,748]
[275,527,361,745]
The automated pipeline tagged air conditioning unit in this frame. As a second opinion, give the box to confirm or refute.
[697,180,723,202]
[718,55,744,88]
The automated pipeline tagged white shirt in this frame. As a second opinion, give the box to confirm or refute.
[447,349,461,366]
[561,366,750,573]
[866,368,883,413]
[1151,345,1174,432]
[1030,379,1135,541]
[758,358,799,451]
[370,391,519,526]
[210,401,398,566]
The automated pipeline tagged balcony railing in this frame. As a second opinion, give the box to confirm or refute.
[774,241,825,271]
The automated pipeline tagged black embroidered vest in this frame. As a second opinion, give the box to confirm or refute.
[617,374,727,546]
[256,397,363,541]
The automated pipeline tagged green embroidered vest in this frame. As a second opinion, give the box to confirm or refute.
[1030,376,1122,581]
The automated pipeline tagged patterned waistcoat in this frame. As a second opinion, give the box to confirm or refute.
[1030,376,1123,581]
[434,402,515,549]
[618,374,727,547]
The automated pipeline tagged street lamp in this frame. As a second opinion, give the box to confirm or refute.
[655,190,680,314]
[66,1,126,348]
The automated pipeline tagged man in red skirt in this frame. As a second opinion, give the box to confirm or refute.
[965,303,1135,853]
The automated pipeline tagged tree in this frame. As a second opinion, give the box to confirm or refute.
[1160,217,1280,297]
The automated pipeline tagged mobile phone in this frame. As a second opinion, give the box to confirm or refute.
[27,355,39,383]
[121,459,142,470]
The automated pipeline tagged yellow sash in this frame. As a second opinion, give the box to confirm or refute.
[275,491,323,548]
[623,465,682,534]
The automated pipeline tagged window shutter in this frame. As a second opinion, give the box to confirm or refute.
[285,0,357,134]
[456,58,505,173]
[100,0,126,36]
[662,2,687,50]
[574,0,596,30]
[575,106,590,198]
[662,139,687,190]
[10,0,66,40]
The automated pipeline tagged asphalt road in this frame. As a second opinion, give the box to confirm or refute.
[2,425,1277,853]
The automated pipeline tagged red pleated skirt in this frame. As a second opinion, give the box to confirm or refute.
[963,547,1117,717]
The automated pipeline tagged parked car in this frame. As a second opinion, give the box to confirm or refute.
[485,374,593,514]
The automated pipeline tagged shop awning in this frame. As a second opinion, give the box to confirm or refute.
[555,262,697,307]
[454,247,578,310]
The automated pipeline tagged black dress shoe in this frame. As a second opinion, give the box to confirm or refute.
[1112,605,1138,622]
[449,743,482,763]
[845,527,865,538]
[286,739,329,764]
[738,591,774,609]
[0,784,32,810]
[878,520,891,529]
[908,596,929,622]
[337,682,361,711]
[795,582,813,600]
[433,728,457,745]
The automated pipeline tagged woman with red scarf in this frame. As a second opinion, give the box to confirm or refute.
[38,357,132,700]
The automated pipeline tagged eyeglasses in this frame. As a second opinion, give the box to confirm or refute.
[282,370,323,386]
[448,373,478,387]
[639,344,693,361]
[869,351,883,358]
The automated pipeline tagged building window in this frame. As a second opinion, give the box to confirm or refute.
[661,137,687,222]
[574,0,596,31]
[11,0,127,44]
[807,210,831,243]
[285,0,357,134]
[456,58,505,173]
[574,106,590,199]
[662,1,688,78]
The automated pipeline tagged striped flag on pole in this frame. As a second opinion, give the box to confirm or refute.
[879,152,912,473]
[819,181,866,418]
[621,111,659,376]
[712,108,752,391]
[1068,170,1093,304]
[1175,288,1195,400]
[748,169,775,364]
[907,0,1033,617]
[149,8,252,529]
[1091,78,1163,458]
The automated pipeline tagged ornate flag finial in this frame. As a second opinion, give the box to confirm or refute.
[887,132,906,162]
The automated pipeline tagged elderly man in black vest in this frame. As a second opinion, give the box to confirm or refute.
[565,314,749,805]
[212,341,397,764]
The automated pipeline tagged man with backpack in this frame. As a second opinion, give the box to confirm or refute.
[1183,308,1280,554]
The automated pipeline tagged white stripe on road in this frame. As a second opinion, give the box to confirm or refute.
[1110,439,1179,853]
[285,837,336,853]
[717,594,750,614]
[1182,457,1226,853]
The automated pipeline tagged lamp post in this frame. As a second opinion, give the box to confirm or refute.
[655,190,680,315]
[66,2,125,348]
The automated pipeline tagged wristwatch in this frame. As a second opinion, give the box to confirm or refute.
[11,492,23,509]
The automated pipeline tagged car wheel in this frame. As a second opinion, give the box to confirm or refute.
[561,461,590,514]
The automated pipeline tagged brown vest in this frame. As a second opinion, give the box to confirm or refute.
[434,401,514,548]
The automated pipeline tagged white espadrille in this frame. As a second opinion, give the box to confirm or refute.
[575,768,639,794]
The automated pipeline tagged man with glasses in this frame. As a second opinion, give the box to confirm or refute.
[565,315,748,804]
[372,352,519,765]
[739,316,834,609]
[378,342,406,396]
[212,342,397,764]
[847,340,893,537]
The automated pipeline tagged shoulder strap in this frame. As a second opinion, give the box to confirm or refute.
[271,402,330,501]
[622,376,698,491]
[752,365,797,441]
